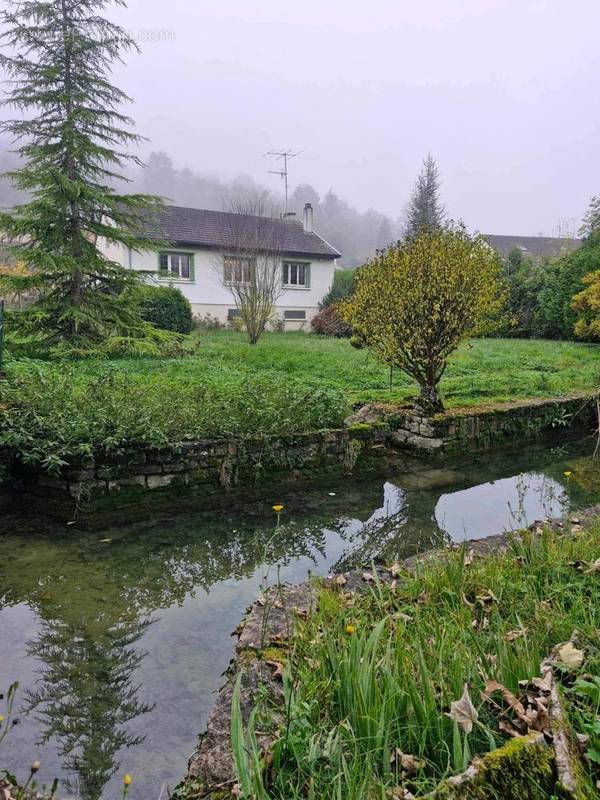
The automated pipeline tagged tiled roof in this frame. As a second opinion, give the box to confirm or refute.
[482,234,581,260]
[139,205,341,259]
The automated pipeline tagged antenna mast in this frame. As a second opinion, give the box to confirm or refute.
[267,149,301,212]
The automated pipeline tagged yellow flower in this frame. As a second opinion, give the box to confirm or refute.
[123,775,133,786]
[272,504,284,513]
[345,624,356,635]
[0,714,4,723]
[564,471,572,477]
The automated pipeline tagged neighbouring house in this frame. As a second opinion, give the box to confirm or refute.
[482,234,581,261]
[102,202,341,329]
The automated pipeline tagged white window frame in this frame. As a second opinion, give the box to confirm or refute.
[282,260,310,289]
[158,251,193,282]
[224,255,253,286]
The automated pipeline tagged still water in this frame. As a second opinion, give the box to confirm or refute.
[1,440,599,800]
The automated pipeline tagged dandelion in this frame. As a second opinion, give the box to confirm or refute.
[564,471,572,477]
[345,624,356,635]
[31,761,40,773]
[123,775,132,786]
[272,504,284,513]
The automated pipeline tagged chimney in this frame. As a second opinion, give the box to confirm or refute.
[303,203,313,233]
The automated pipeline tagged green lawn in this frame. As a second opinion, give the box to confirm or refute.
[58,331,600,409]
[3,333,599,472]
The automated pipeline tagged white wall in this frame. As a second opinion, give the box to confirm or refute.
[110,244,335,326]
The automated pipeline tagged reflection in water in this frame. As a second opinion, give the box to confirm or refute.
[0,441,599,800]
[26,615,152,800]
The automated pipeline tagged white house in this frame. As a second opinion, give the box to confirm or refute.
[104,202,340,328]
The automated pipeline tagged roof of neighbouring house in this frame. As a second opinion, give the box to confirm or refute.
[482,234,582,260]
[138,205,341,259]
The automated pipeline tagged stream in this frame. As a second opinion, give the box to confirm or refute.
[1,439,599,800]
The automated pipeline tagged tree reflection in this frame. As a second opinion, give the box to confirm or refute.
[25,613,152,800]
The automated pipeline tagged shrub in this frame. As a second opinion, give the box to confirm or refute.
[195,313,225,331]
[311,304,353,337]
[319,268,356,309]
[341,226,507,411]
[536,234,600,339]
[0,365,348,472]
[135,285,193,334]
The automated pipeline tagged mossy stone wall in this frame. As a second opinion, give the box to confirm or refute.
[0,447,13,510]
[388,393,595,459]
[11,425,396,525]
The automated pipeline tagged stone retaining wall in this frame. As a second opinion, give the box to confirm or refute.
[387,392,596,458]
[10,424,396,525]
[5,392,597,524]
[0,447,13,512]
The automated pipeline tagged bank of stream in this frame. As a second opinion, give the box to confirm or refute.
[1,438,600,800]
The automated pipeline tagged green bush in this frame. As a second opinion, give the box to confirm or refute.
[536,234,600,340]
[134,285,193,334]
[0,364,348,472]
[319,268,356,309]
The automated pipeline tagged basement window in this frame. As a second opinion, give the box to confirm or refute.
[284,309,306,320]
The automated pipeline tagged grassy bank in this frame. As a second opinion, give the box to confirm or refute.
[1,332,598,471]
[48,331,600,409]
[232,522,600,798]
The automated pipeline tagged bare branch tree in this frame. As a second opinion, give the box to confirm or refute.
[214,192,286,344]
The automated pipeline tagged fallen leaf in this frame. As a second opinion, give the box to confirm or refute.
[557,641,584,670]
[391,749,425,778]
[584,559,600,574]
[481,680,526,718]
[445,683,478,733]
[506,627,527,641]
[362,572,375,584]
[389,563,402,578]
[334,574,347,586]
[265,660,285,680]
[394,612,413,624]
[463,549,475,566]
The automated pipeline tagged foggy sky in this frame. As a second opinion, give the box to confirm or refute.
[21,1,600,235]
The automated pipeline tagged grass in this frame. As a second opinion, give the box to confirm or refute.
[231,522,600,799]
[2,331,599,471]
[35,330,600,409]
[11,330,600,401]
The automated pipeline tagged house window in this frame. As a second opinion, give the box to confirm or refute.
[159,252,192,280]
[224,256,253,285]
[284,309,306,320]
[282,261,310,288]
[227,308,241,320]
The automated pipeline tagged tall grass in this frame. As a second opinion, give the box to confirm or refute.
[233,525,600,798]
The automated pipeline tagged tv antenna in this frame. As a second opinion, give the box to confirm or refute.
[266,149,301,212]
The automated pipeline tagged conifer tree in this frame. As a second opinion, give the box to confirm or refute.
[0,0,163,346]
[404,154,446,240]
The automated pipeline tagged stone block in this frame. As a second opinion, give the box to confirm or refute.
[146,473,175,489]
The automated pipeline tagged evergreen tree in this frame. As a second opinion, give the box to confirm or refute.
[404,154,446,240]
[0,0,163,347]
[579,194,600,239]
